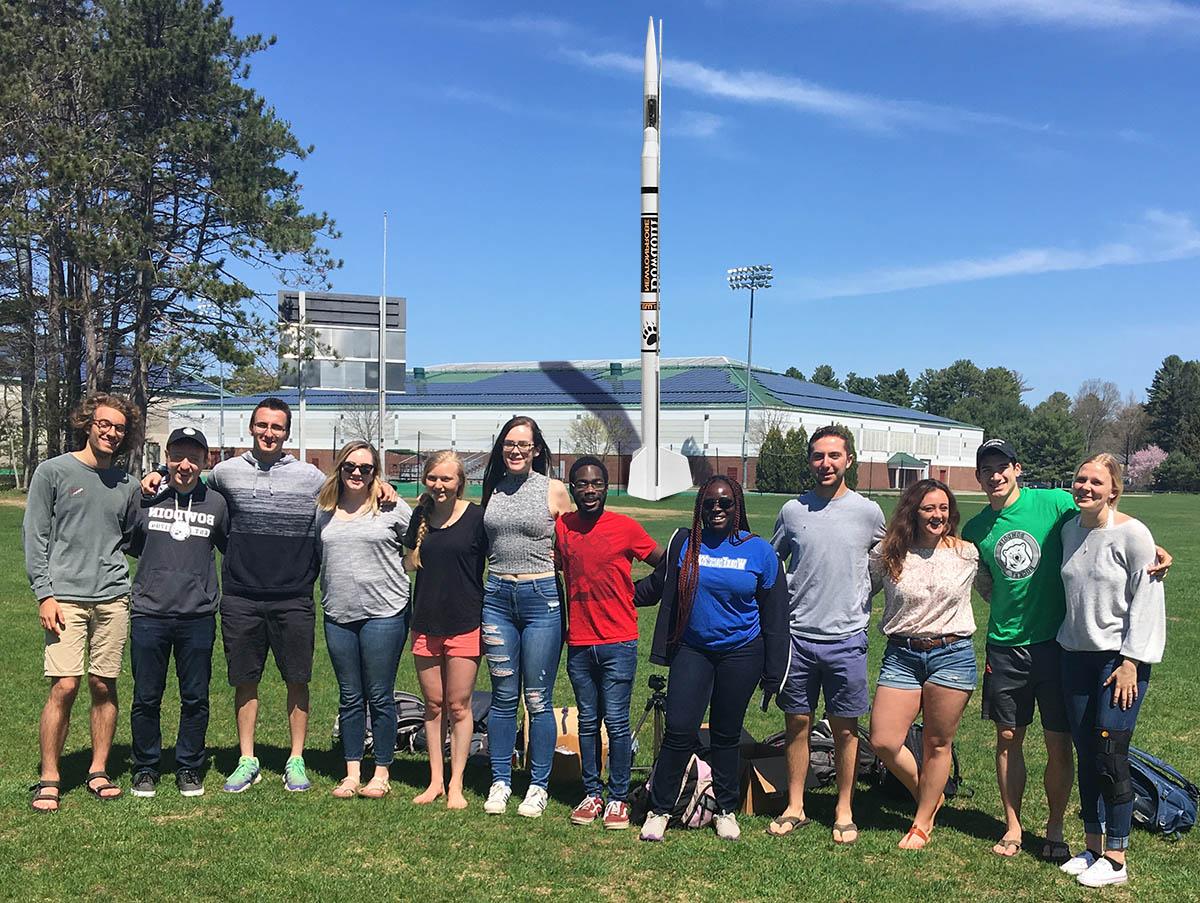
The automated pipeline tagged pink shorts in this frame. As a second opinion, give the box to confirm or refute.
[412,629,481,658]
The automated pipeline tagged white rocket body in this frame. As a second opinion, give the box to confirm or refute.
[627,17,693,501]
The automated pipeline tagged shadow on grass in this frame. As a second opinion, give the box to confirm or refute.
[57,743,132,790]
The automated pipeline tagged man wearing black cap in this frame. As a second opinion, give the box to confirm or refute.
[126,427,228,798]
[963,438,1170,862]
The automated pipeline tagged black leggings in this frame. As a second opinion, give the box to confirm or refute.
[649,635,763,814]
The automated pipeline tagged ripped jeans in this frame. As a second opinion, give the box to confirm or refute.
[482,575,564,789]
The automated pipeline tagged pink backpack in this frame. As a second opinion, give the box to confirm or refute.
[646,754,718,828]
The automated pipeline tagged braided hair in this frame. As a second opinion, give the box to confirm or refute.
[671,475,755,644]
[404,450,466,571]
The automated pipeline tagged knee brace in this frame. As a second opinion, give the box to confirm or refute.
[1094,728,1133,806]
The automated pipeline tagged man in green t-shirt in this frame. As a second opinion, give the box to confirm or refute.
[964,438,1170,863]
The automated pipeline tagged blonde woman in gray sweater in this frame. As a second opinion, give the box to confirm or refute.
[1056,453,1166,889]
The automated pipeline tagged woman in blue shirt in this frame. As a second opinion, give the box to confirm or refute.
[634,475,788,842]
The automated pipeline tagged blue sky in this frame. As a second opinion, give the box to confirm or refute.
[225,0,1200,403]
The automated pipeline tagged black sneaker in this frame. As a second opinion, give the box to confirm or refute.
[130,769,158,798]
[176,768,204,798]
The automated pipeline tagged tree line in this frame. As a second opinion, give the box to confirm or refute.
[773,356,1199,492]
[0,0,336,486]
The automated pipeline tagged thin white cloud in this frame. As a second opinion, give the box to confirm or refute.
[559,47,1050,133]
[885,0,1200,30]
[675,110,726,138]
[792,210,1200,299]
[429,14,574,38]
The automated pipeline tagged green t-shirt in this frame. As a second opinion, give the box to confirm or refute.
[962,487,1078,646]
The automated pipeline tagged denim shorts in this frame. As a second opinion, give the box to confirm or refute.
[878,637,978,692]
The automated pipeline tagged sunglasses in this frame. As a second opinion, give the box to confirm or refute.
[702,497,735,512]
[340,462,376,476]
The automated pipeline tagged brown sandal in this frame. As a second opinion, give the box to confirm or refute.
[30,780,61,814]
[86,770,122,800]
[331,777,360,799]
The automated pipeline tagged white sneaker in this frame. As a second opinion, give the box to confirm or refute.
[1077,856,1129,888]
[1061,850,1100,876]
[483,781,511,815]
[517,785,549,818]
[714,811,741,841]
[640,811,669,842]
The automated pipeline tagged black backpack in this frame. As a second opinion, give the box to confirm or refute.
[856,722,969,800]
[332,690,490,758]
[761,720,839,790]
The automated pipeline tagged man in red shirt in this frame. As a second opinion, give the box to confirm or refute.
[557,456,663,830]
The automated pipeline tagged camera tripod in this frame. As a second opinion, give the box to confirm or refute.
[630,673,668,775]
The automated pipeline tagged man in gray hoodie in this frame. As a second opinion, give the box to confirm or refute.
[127,427,228,799]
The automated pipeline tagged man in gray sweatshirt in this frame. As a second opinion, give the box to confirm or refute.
[23,393,142,812]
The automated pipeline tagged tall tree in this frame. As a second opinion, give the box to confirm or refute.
[1015,392,1085,483]
[1071,378,1121,455]
[874,368,914,408]
[783,366,805,381]
[1145,355,1200,453]
[810,364,840,389]
[843,372,878,398]
[0,0,340,474]
[1105,393,1148,466]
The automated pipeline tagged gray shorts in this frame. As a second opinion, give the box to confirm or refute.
[981,640,1070,732]
[776,629,869,719]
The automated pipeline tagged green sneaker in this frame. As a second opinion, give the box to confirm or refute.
[222,756,261,793]
[284,756,311,792]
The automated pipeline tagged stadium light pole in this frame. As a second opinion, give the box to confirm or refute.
[727,265,773,488]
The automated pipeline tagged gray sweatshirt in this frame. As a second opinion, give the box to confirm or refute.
[772,490,886,640]
[317,501,413,623]
[1058,515,1166,664]
[22,452,140,602]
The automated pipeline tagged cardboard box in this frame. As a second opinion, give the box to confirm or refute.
[740,754,789,816]
[523,706,609,786]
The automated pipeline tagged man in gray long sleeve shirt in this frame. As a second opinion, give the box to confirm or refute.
[22,393,141,812]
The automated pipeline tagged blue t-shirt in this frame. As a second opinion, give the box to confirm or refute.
[680,530,778,652]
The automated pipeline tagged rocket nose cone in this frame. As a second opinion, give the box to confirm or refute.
[644,19,657,92]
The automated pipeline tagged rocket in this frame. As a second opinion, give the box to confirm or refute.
[628,17,693,501]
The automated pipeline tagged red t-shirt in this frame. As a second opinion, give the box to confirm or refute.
[556,510,658,646]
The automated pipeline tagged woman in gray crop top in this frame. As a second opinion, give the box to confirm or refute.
[478,416,571,819]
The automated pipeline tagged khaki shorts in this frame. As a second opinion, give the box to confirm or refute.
[43,596,131,679]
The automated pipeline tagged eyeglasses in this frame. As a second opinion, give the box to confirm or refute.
[572,479,606,490]
[93,419,126,436]
[340,462,376,476]
[502,440,534,452]
[702,497,735,512]
[253,422,287,435]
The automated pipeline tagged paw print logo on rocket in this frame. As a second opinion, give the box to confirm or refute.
[641,323,658,350]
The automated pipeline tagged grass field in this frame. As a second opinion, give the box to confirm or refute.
[0,488,1197,901]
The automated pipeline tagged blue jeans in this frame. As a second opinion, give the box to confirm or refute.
[130,614,215,771]
[482,575,564,789]
[324,612,409,766]
[566,641,638,801]
[1062,649,1151,850]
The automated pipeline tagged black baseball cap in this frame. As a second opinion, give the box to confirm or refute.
[167,426,209,452]
[976,438,1018,466]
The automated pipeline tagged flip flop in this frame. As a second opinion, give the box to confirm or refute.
[1039,840,1072,864]
[992,838,1021,857]
[900,825,931,850]
[85,771,122,801]
[30,780,61,814]
[767,815,811,837]
[832,821,859,845]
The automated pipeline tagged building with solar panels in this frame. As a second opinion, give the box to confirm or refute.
[167,356,984,491]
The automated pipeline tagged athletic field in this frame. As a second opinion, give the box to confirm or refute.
[1,490,1196,901]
